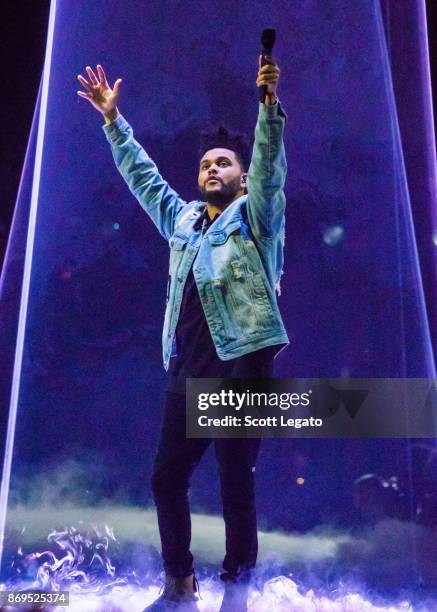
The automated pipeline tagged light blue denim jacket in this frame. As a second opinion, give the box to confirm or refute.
[103,101,289,370]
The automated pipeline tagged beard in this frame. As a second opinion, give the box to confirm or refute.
[198,176,243,208]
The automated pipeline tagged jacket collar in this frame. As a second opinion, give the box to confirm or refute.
[193,206,221,231]
[191,195,246,232]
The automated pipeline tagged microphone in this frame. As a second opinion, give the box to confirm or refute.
[259,29,276,103]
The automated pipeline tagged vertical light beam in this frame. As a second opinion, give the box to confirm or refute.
[375,0,436,378]
[0,0,57,575]
[419,0,437,231]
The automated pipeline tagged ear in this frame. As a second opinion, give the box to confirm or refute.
[241,173,248,194]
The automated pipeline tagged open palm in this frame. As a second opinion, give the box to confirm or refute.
[77,64,121,118]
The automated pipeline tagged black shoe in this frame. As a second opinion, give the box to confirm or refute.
[219,579,249,612]
[142,574,200,611]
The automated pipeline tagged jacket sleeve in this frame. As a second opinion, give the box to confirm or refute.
[246,100,287,239]
[102,114,185,241]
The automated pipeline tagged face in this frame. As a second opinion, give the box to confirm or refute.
[198,148,247,208]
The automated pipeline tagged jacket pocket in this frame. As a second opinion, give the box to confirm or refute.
[169,233,189,250]
[204,279,238,343]
[207,219,241,246]
[169,233,189,279]
[228,268,276,331]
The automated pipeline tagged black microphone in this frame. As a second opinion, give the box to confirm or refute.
[259,28,276,103]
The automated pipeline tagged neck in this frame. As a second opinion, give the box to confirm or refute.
[206,189,245,220]
[206,203,223,220]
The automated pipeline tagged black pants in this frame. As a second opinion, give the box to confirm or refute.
[151,391,261,580]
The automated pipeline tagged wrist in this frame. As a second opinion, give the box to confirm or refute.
[264,93,277,106]
[103,107,119,124]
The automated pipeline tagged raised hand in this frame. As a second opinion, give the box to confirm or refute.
[256,55,280,105]
[77,64,122,122]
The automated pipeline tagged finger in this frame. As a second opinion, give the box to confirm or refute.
[260,64,279,74]
[77,90,93,99]
[77,74,91,90]
[257,80,277,89]
[86,66,99,85]
[257,74,279,82]
[260,68,279,78]
[261,68,279,75]
[113,78,122,95]
[258,54,262,69]
[97,64,109,87]
[257,73,279,83]
[257,75,279,85]
[257,75,278,85]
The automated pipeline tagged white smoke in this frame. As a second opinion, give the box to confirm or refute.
[2,505,436,610]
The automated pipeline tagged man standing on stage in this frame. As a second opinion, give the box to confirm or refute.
[77,56,288,611]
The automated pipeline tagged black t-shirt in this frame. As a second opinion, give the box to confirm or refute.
[166,210,276,395]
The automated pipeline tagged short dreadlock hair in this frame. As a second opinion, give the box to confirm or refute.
[198,126,251,172]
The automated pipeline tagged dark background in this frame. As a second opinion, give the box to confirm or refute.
[1,1,50,270]
[1,0,437,273]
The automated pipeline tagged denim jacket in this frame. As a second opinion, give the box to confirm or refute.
[103,101,289,370]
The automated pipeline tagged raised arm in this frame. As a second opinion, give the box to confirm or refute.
[246,57,287,239]
[77,64,184,240]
